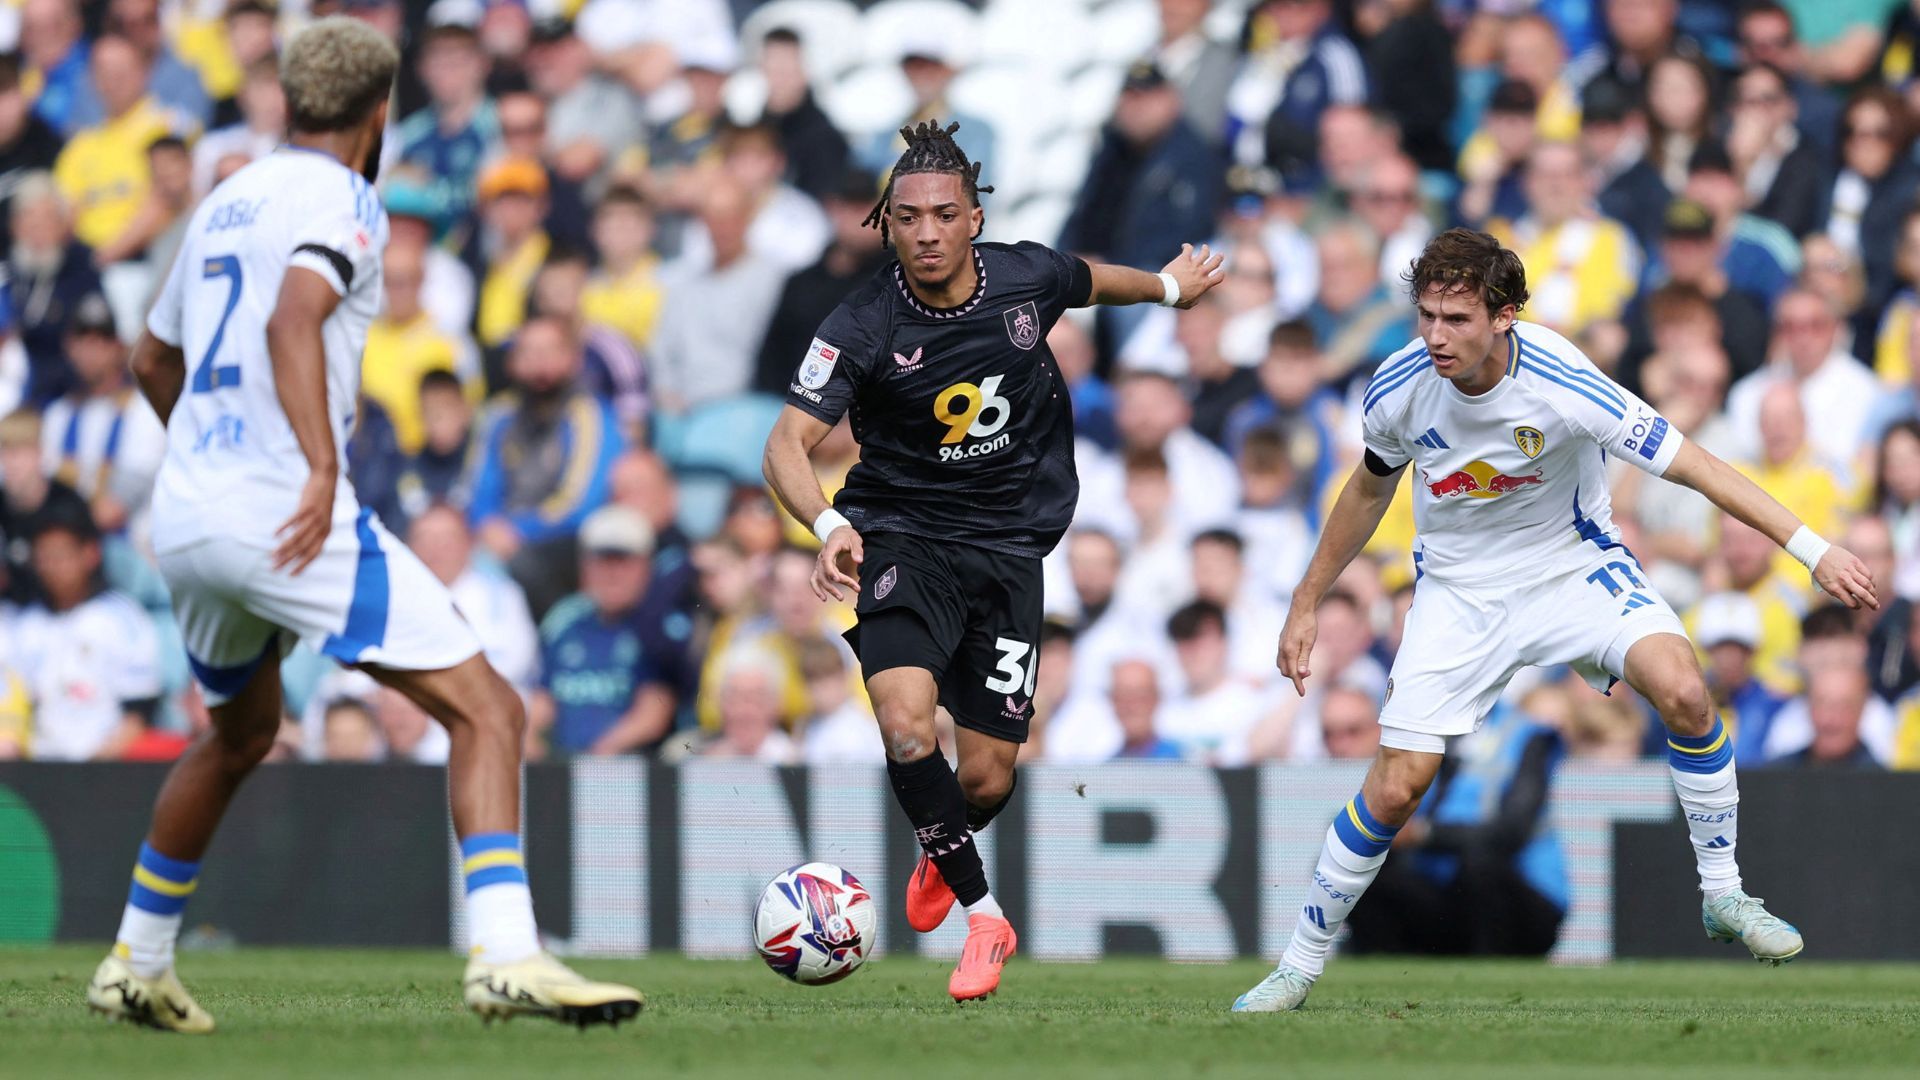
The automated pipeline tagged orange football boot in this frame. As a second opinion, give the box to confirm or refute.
[948,914,1017,1002]
[905,853,957,932]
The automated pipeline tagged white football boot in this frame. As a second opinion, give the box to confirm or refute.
[1231,963,1315,1013]
[463,951,644,1028]
[86,946,215,1034]
[1702,890,1804,965]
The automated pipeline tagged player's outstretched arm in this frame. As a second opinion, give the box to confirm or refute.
[1663,439,1878,609]
[128,332,187,425]
[266,267,346,575]
[763,405,863,602]
[1084,243,1225,308]
[1277,458,1403,695]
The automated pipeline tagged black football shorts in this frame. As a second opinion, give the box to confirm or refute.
[843,529,1043,743]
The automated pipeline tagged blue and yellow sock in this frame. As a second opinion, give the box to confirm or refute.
[461,832,540,963]
[1667,717,1742,894]
[115,842,200,978]
[1282,794,1401,977]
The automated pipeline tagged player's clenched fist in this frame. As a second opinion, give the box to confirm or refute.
[1276,608,1318,697]
[813,524,864,602]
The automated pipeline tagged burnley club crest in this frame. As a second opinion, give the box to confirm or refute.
[1004,301,1040,350]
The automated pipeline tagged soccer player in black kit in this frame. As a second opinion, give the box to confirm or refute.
[763,121,1224,1001]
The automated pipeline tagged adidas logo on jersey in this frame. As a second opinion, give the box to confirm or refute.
[1413,427,1450,450]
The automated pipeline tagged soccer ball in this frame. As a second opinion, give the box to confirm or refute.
[754,862,876,985]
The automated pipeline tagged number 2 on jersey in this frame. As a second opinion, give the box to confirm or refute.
[191,255,243,393]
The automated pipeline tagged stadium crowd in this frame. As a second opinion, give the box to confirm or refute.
[1,0,1918,780]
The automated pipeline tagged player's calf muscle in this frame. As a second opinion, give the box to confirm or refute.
[1359,749,1441,825]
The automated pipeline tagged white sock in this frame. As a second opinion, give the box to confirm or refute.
[1666,718,1742,894]
[468,883,541,964]
[963,892,1004,921]
[115,906,182,979]
[1280,796,1397,978]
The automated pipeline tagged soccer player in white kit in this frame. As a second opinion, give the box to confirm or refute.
[84,19,641,1033]
[1234,228,1879,1012]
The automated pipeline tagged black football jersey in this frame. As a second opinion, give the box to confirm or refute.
[786,241,1093,557]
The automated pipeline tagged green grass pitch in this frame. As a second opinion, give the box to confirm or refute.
[4,946,1917,1078]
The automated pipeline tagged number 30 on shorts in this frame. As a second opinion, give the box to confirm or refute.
[985,636,1038,697]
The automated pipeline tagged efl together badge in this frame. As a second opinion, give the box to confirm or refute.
[800,338,840,390]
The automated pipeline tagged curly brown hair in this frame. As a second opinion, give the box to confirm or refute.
[1402,227,1530,315]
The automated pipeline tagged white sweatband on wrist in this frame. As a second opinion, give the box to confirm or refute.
[1156,272,1180,307]
[813,508,851,545]
[1785,525,1830,570]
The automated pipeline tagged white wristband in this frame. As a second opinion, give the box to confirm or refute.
[813,508,851,545]
[1785,525,1830,571]
[1156,271,1180,307]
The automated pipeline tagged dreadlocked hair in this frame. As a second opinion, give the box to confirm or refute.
[864,119,995,245]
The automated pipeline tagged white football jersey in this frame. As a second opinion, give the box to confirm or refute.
[1362,321,1684,589]
[145,147,388,551]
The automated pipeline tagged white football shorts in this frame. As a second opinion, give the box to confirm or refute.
[1378,543,1686,753]
[158,508,482,705]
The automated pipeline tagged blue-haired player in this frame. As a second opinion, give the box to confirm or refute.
[86,19,640,1032]
[1236,228,1878,1012]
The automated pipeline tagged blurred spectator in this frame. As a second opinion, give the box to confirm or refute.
[1590,0,1704,98]
[191,55,283,197]
[0,408,89,603]
[1229,0,1368,171]
[1356,0,1455,173]
[1727,62,1826,240]
[1871,209,1920,385]
[20,0,92,136]
[1111,371,1239,535]
[1171,297,1259,444]
[1061,60,1219,274]
[856,28,995,189]
[396,371,476,521]
[1109,658,1179,761]
[1699,512,1807,695]
[1059,528,1174,708]
[721,487,786,563]
[53,35,195,256]
[1305,219,1415,385]
[1763,604,1896,763]
[1027,619,1078,764]
[688,648,797,764]
[1725,289,1878,472]
[628,36,732,258]
[346,392,407,538]
[678,123,829,274]
[1190,528,1286,687]
[1639,50,1712,187]
[322,698,383,764]
[1456,15,1578,194]
[468,314,625,613]
[573,188,666,371]
[39,292,163,532]
[1628,208,1770,383]
[1490,141,1638,341]
[697,545,848,733]
[66,0,213,132]
[396,20,499,238]
[1872,421,1920,600]
[471,156,552,352]
[755,27,851,203]
[1582,76,1670,261]
[1150,0,1237,147]
[495,88,590,251]
[407,503,539,693]
[11,506,159,760]
[528,248,648,442]
[1320,684,1382,761]
[1223,321,1339,502]
[1350,153,1432,296]
[609,448,697,647]
[364,243,473,456]
[1232,423,1316,601]
[0,54,62,254]
[649,178,785,413]
[1773,666,1882,768]
[1347,700,1565,957]
[1687,138,1805,312]
[1798,232,1872,354]
[525,14,643,192]
[529,506,675,757]
[1737,2,1843,158]
[373,684,449,765]
[1695,591,1789,766]
[1825,86,1920,324]
[1158,600,1263,763]
[1455,79,1537,228]
[1564,692,1647,760]
[798,636,880,765]
[754,168,891,397]
[1049,317,1117,451]
[117,134,195,275]
[1839,514,1913,700]
[1311,105,1400,222]
[1738,385,1847,536]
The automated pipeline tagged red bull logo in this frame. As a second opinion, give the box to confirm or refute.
[1422,460,1545,500]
